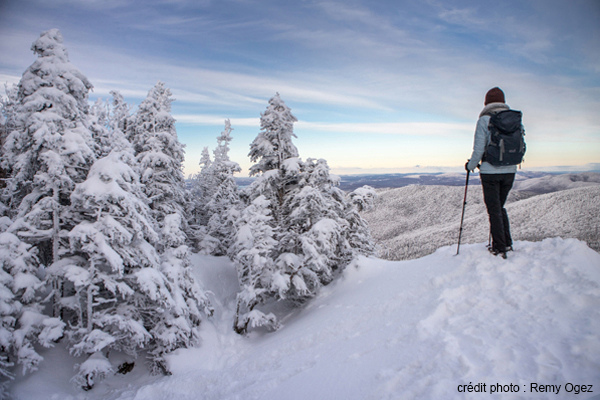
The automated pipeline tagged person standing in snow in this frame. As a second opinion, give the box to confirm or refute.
[466,87,518,259]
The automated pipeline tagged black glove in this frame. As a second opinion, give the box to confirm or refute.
[465,161,470,172]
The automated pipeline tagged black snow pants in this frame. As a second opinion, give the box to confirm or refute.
[480,173,515,252]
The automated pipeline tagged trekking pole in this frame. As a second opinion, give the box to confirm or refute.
[456,169,470,255]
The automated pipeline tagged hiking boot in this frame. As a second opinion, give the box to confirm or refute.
[488,247,507,259]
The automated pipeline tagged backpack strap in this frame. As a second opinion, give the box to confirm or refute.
[478,103,509,118]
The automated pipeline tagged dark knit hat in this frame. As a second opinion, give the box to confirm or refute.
[484,87,505,105]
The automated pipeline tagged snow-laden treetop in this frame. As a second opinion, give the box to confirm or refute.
[249,93,299,175]
[30,29,69,61]
[20,28,93,116]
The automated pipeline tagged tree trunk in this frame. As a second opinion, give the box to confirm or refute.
[52,186,61,318]
[52,187,60,264]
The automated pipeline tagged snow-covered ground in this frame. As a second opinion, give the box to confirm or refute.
[9,238,600,399]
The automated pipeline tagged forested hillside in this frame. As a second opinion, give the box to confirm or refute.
[363,183,600,260]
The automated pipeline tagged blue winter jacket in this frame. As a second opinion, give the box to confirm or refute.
[466,103,518,174]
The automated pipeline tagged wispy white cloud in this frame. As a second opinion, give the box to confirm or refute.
[280,1,425,62]
[314,0,414,41]
[434,2,486,28]
[76,42,392,111]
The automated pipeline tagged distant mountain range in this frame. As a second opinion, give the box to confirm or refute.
[337,171,600,191]
[235,171,600,192]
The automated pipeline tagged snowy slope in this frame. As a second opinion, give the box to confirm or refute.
[363,185,600,260]
[9,239,600,399]
[513,172,600,194]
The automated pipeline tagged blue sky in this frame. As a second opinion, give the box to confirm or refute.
[1,0,599,176]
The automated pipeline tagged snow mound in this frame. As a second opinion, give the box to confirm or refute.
[12,238,598,399]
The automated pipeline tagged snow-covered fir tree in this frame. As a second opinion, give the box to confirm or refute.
[56,142,212,387]
[345,185,377,256]
[0,227,65,380]
[0,84,18,193]
[276,158,353,298]
[197,120,242,255]
[154,210,214,370]
[124,82,213,377]
[58,148,158,388]
[231,94,374,334]
[248,93,300,211]
[108,90,133,150]
[0,30,99,387]
[87,92,134,160]
[89,90,135,159]
[189,146,213,229]
[199,146,212,176]
[348,185,376,212]
[129,82,188,225]
[0,31,100,380]
[228,196,279,334]
[274,158,375,303]
[88,98,111,158]
[0,128,5,193]
[0,30,215,389]
[0,133,6,193]
[0,84,19,142]
[0,29,96,270]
